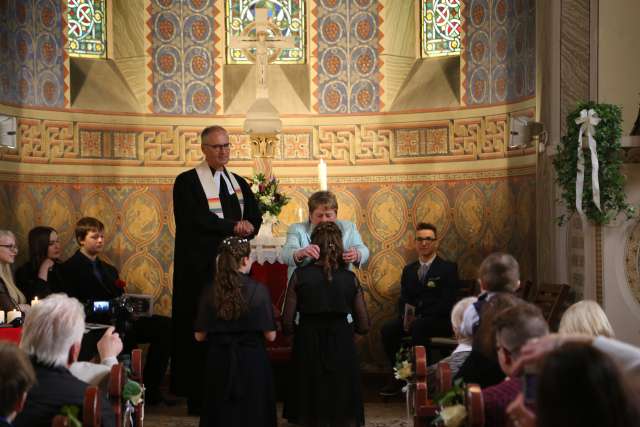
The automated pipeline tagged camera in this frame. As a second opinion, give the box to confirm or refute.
[86,295,135,335]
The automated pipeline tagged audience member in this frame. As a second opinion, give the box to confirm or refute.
[14,293,115,427]
[0,343,36,427]
[481,302,548,427]
[455,293,521,388]
[426,296,476,396]
[282,190,369,281]
[0,230,28,313]
[459,252,520,337]
[15,226,64,301]
[283,222,370,427]
[559,300,614,337]
[380,222,459,396]
[195,237,277,427]
[60,217,172,405]
[507,342,640,427]
[69,326,123,390]
[172,125,262,414]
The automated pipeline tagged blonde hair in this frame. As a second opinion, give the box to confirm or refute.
[0,230,26,306]
[451,296,477,344]
[559,300,614,338]
[20,294,85,368]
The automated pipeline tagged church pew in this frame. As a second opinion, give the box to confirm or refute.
[108,363,125,427]
[465,383,485,427]
[411,346,439,427]
[436,360,453,395]
[129,349,144,426]
[51,385,102,427]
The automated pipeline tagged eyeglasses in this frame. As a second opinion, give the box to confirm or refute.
[0,244,18,252]
[202,143,230,150]
[415,237,437,243]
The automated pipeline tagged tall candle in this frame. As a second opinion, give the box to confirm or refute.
[0,311,4,324]
[7,309,21,324]
[318,158,328,191]
[297,207,304,223]
[31,296,39,306]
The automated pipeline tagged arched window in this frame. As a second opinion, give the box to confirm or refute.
[226,0,306,64]
[421,0,461,58]
[68,0,107,58]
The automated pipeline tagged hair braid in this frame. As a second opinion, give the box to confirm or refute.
[212,237,250,320]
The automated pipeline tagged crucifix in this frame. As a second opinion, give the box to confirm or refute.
[229,8,295,99]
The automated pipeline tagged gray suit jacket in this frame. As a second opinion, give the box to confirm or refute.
[282,220,369,280]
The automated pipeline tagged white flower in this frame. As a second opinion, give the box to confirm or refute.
[260,195,271,205]
[440,404,466,427]
[251,184,259,193]
[393,361,412,381]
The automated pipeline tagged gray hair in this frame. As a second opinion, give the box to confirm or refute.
[451,296,477,344]
[20,293,86,368]
[0,230,15,241]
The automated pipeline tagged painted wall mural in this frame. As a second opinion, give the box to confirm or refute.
[462,0,535,105]
[0,171,536,369]
[0,0,65,108]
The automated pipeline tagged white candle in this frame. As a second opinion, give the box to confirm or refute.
[31,296,39,306]
[318,158,328,191]
[7,309,21,324]
[297,207,304,223]
[0,311,4,324]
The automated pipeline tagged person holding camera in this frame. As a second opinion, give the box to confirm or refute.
[60,217,173,405]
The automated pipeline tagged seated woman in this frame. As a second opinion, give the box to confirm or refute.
[283,221,370,427]
[559,300,615,338]
[0,230,29,312]
[195,237,277,427]
[15,226,64,301]
[282,191,369,281]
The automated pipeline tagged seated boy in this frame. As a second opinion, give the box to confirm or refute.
[459,252,521,337]
[0,343,36,427]
[60,217,173,405]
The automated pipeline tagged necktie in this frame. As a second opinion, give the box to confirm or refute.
[91,260,103,284]
[418,263,429,283]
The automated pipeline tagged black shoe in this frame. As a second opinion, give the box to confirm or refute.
[379,378,405,397]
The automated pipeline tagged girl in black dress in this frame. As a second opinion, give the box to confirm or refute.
[195,237,277,427]
[283,221,370,427]
[15,226,64,301]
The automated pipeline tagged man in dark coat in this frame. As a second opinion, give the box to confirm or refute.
[380,222,459,396]
[171,125,262,414]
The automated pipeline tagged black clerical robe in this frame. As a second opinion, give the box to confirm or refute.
[170,167,261,403]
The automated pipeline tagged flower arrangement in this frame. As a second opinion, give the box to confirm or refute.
[393,345,413,384]
[250,173,290,221]
[431,379,467,427]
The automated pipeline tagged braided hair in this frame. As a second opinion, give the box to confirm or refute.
[212,237,250,320]
[310,221,346,283]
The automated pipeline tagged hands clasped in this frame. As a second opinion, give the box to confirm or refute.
[234,220,255,237]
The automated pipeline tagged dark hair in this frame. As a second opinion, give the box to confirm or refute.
[537,342,640,427]
[308,191,338,214]
[213,237,250,321]
[28,226,56,271]
[474,292,522,361]
[493,303,548,357]
[0,342,36,417]
[74,217,104,244]
[416,222,437,238]
[201,125,227,144]
[310,221,345,283]
[478,252,519,292]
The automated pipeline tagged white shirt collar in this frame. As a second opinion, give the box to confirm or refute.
[419,253,437,267]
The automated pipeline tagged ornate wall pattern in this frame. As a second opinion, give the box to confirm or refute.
[461,0,535,105]
[3,107,535,165]
[0,0,65,108]
[0,170,536,370]
[314,0,383,113]
[149,0,218,114]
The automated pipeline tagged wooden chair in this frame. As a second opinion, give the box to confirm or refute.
[436,361,452,395]
[411,346,439,427]
[465,383,484,427]
[532,283,570,329]
[109,363,125,427]
[52,385,101,427]
[517,280,534,301]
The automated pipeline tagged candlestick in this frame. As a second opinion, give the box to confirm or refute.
[7,309,21,324]
[31,296,39,306]
[318,158,328,191]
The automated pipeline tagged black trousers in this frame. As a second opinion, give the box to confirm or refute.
[124,315,172,392]
[380,316,452,368]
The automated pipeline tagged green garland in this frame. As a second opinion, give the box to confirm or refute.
[554,101,635,225]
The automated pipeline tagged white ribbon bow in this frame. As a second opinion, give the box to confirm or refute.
[575,108,602,215]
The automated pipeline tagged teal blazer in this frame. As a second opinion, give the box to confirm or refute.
[282,220,370,281]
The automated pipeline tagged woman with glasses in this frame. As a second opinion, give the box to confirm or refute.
[15,226,64,301]
[0,229,28,312]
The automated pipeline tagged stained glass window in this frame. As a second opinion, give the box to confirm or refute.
[421,0,461,58]
[226,0,306,65]
[68,0,107,58]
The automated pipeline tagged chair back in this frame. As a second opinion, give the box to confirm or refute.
[108,363,125,427]
[517,280,534,301]
[83,386,102,427]
[129,349,144,426]
[533,283,570,329]
[411,346,439,427]
[465,383,484,427]
[436,361,452,395]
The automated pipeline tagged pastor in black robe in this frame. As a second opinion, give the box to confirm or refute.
[170,166,262,412]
